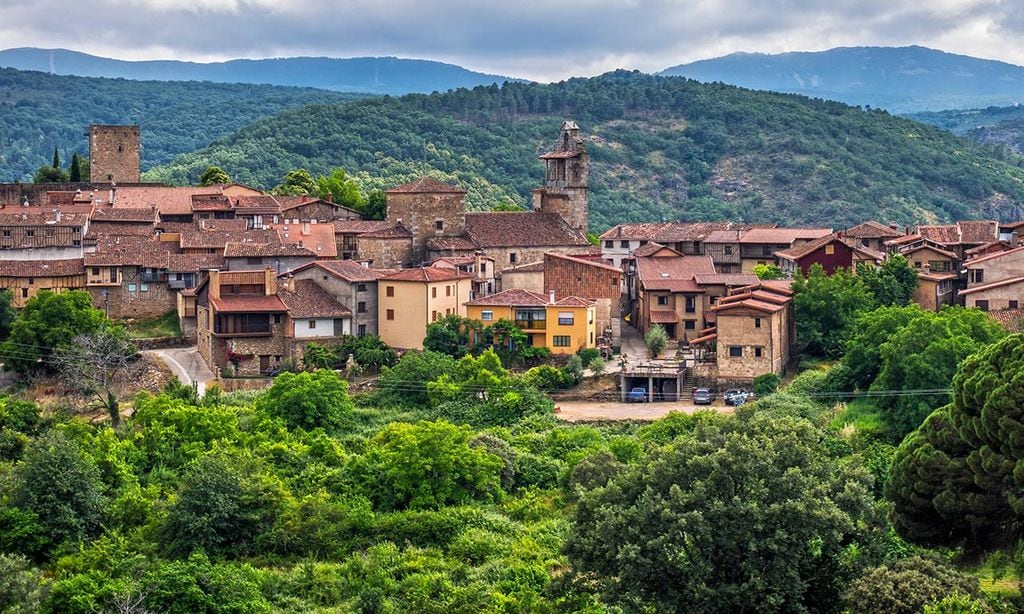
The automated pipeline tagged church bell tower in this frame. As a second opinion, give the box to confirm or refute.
[533,120,589,236]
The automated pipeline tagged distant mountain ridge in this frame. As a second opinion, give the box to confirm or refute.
[661,46,1024,113]
[0,47,523,95]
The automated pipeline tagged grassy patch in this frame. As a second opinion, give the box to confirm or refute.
[830,398,887,440]
[125,311,181,339]
[971,556,1022,597]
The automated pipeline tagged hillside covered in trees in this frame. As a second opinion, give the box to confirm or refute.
[149,71,1024,230]
[0,68,363,182]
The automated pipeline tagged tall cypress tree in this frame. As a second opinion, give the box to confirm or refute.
[69,154,81,182]
[51,147,60,170]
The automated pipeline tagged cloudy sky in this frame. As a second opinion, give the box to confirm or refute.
[1,0,1022,80]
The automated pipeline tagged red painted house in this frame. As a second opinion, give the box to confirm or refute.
[776,234,884,277]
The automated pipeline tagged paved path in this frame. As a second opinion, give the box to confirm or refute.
[147,347,216,396]
[555,400,733,422]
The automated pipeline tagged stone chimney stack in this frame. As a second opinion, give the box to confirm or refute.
[548,290,556,305]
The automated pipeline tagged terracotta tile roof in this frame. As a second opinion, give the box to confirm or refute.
[599,222,674,241]
[545,251,621,273]
[196,218,250,232]
[636,255,716,292]
[1000,221,1024,231]
[918,224,961,244]
[693,273,759,286]
[210,294,288,314]
[631,242,680,258]
[224,242,315,258]
[739,227,832,244]
[278,279,351,318]
[851,244,887,261]
[466,288,548,306]
[167,253,225,272]
[965,241,1011,257]
[903,243,960,260]
[86,222,155,240]
[649,309,679,323]
[917,271,958,282]
[191,194,233,211]
[714,297,787,314]
[775,234,842,260]
[359,224,413,240]
[114,186,223,216]
[704,229,748,243]
[957,220,999,244]
[499,260,546,275]
[181,229,274,250]
[987,308,1024,332]
[0,258,85,277]
[426,235,478,251]
[432,255,494,267]
[965,245,1024,266]
[231,195,281,214]
[301,260,389,283]
[85,240,172,269]
[598,221,758,242]
[386,177,466,194]
[887,233,922,247]
[959,276,1024,296]
[690,331,718,344]
[270,223,337,258]
[844,220,903,238]
[554,296,595,306]
[90,207,157,223]
[333,219,393,234]
[380,266,472,283]
[0,211,87,226]
[465,212,588,248]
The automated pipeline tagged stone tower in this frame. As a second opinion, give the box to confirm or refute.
[533,120,589,236]
[89,124,140,183]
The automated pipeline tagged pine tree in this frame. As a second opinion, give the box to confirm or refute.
[51,147,59,170]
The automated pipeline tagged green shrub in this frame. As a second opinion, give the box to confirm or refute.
[577,348,601,365]
[753,373,781,395]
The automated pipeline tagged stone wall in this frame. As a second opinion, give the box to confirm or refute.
[356,236,412,269]
[89,125,141,183]
[87,281,176,319]
[386,191,466,263]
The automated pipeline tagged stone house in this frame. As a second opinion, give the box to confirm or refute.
[843,220,903,253]
[84,239,176,319]
[333,220,393,260]
[355,224,414,269]
[914,270,958,311]
[599,222,755,268]
[289,260,393,338]
[0,259,86,307]
[903,243,960,275]
[385,178,467,264]
[0,208,88,261]
[277,277,353,364]
[959,246,1024,312]
[496,260,545,294]
[195,268,290,376]
[276,196,361,224]
[432,253,496,299]
[465,289,597,355]
[736,227,833,274]
[376,267,473,350]
[632,245,717,343]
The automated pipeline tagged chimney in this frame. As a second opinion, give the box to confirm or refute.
[325,194,333,203]
[549,290,556,305]
[55,209,62,223]
[475,250,482,275]
[264,267,277,295]
[209,269,221,301]
[1012,232,1020,249]
[285,275,296,292]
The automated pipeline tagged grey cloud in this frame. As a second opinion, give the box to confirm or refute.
[1,0,1023,80]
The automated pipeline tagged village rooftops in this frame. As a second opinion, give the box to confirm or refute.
[465,288,549,306]
[901,243,961,260]
[774,233,885,262]
[0,258,85,277]
[379,266,473,283]
[598,221,756,242]
[464,211,589,248]
[959,276,1024,296]
[278,279,352,319]
[631,242,681,258]
[210,294,289,314]
[737,227,833,244]
[964,245,1024,266]
[0,210,88,226]
[290,260,394,283]
[544,251,621,272]
[112,186,224,216]
[332,220,393,234]
[693,273,760,286]
[843,220,904,238]
[635,254,717,292]
[223,242,315,258]
[385,177,466,194]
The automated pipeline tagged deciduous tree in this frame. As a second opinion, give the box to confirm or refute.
[1,290,108,374]
[256,369,353,431]
[198,165,231,186]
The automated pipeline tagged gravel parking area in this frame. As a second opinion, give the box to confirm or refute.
[554,400,734,422]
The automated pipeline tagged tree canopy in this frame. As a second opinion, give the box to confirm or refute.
[1,291,109,374]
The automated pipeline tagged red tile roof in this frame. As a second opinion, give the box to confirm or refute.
[649,310,679,323]
[113,186,223,216]
[332,220,393,234]
[964,245,1024,266]
[631,242,681,258]
[224,242,315,258]
[959,276,1024,296]
[301,260,390,283]
[987,308,1024,332]
[693,273,760,286]
[636,255,716,292]
[554,296,595,306]
[271,223,337,258]
[690,331,718,344]
[0,258,85,277]
[386,177,466,194]
[844,220,903,238]
[90,207,157,223]
[957,220,999,244]
[903,243,961,260]
[739,227,832,244]
[181,229,275,250]
[465,212,588,248]
[210,294,288,313]
[278,279,351,318]
[466,288,548,306]
[231,195,281,214]
[545,251,621,273]
[775,234,842,260]
[167,253,225,272]
[380,266,472,283]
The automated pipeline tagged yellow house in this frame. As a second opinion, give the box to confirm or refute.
[465,288,596,355]
[377,267,473,350]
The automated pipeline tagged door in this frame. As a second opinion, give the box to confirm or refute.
[259,355,270,375]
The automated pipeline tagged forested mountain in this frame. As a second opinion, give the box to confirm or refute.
[149,71,1024,230]
[661,46,1024,113]
[909,105,1024,155]
[0,48,520,95]
[0,67,363,182]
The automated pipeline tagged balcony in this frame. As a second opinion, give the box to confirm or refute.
[141,272,168,283]
[213,314,272,337]
[515,319,547,331]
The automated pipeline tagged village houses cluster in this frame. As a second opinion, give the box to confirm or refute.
[2,122,1023,394]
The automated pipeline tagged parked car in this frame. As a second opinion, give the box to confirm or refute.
[723,389,750,406]
[692,388,714,405]
[627,387,647,403]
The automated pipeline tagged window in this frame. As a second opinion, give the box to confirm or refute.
[432,287,437,298]
[308,320,316,329]
[357,324,366,337]
[729,346,743,358]
[976,300,990,312]
[127,283,137,292]
[1011,300,1020,309]
[432,311,439,322]
[0,230,8,237]
[657,296,668,306]
[481,310,494,321]
[509,253,517,264]
[274,314,282,324]
[685,296,695,313]
[762,246,772,256]
[930,261,950,272]
[914,261,922,268]
[139,283,149,292]
[684,320,696,330]
[604,240,613,248]
[553,335,571,347]
[435,220,444,231]
[825,244,835,255]
[724,245,733,255]
[861,239,870,247]
[357,301,366,313]
[386,286,394,297]
[91,267,100,275]
[754,317,761,328]
[446,285,451,297]
[970,269,984,284]
[754,347,763,358]
[620,240,629,248]
[558,311,574,325]
[357,283,367,292]
[27,277,33,285]
[386,309,395,320]
[21,288,28,298]
[479,262,487,273]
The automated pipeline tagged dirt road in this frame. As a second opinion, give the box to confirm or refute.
[554,400,734,422]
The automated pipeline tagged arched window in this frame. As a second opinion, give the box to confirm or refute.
[117,144,124,153]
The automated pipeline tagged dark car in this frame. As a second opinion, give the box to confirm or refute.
[627,387,647,403]
[723,389,750,406]
[692,388,714,405]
